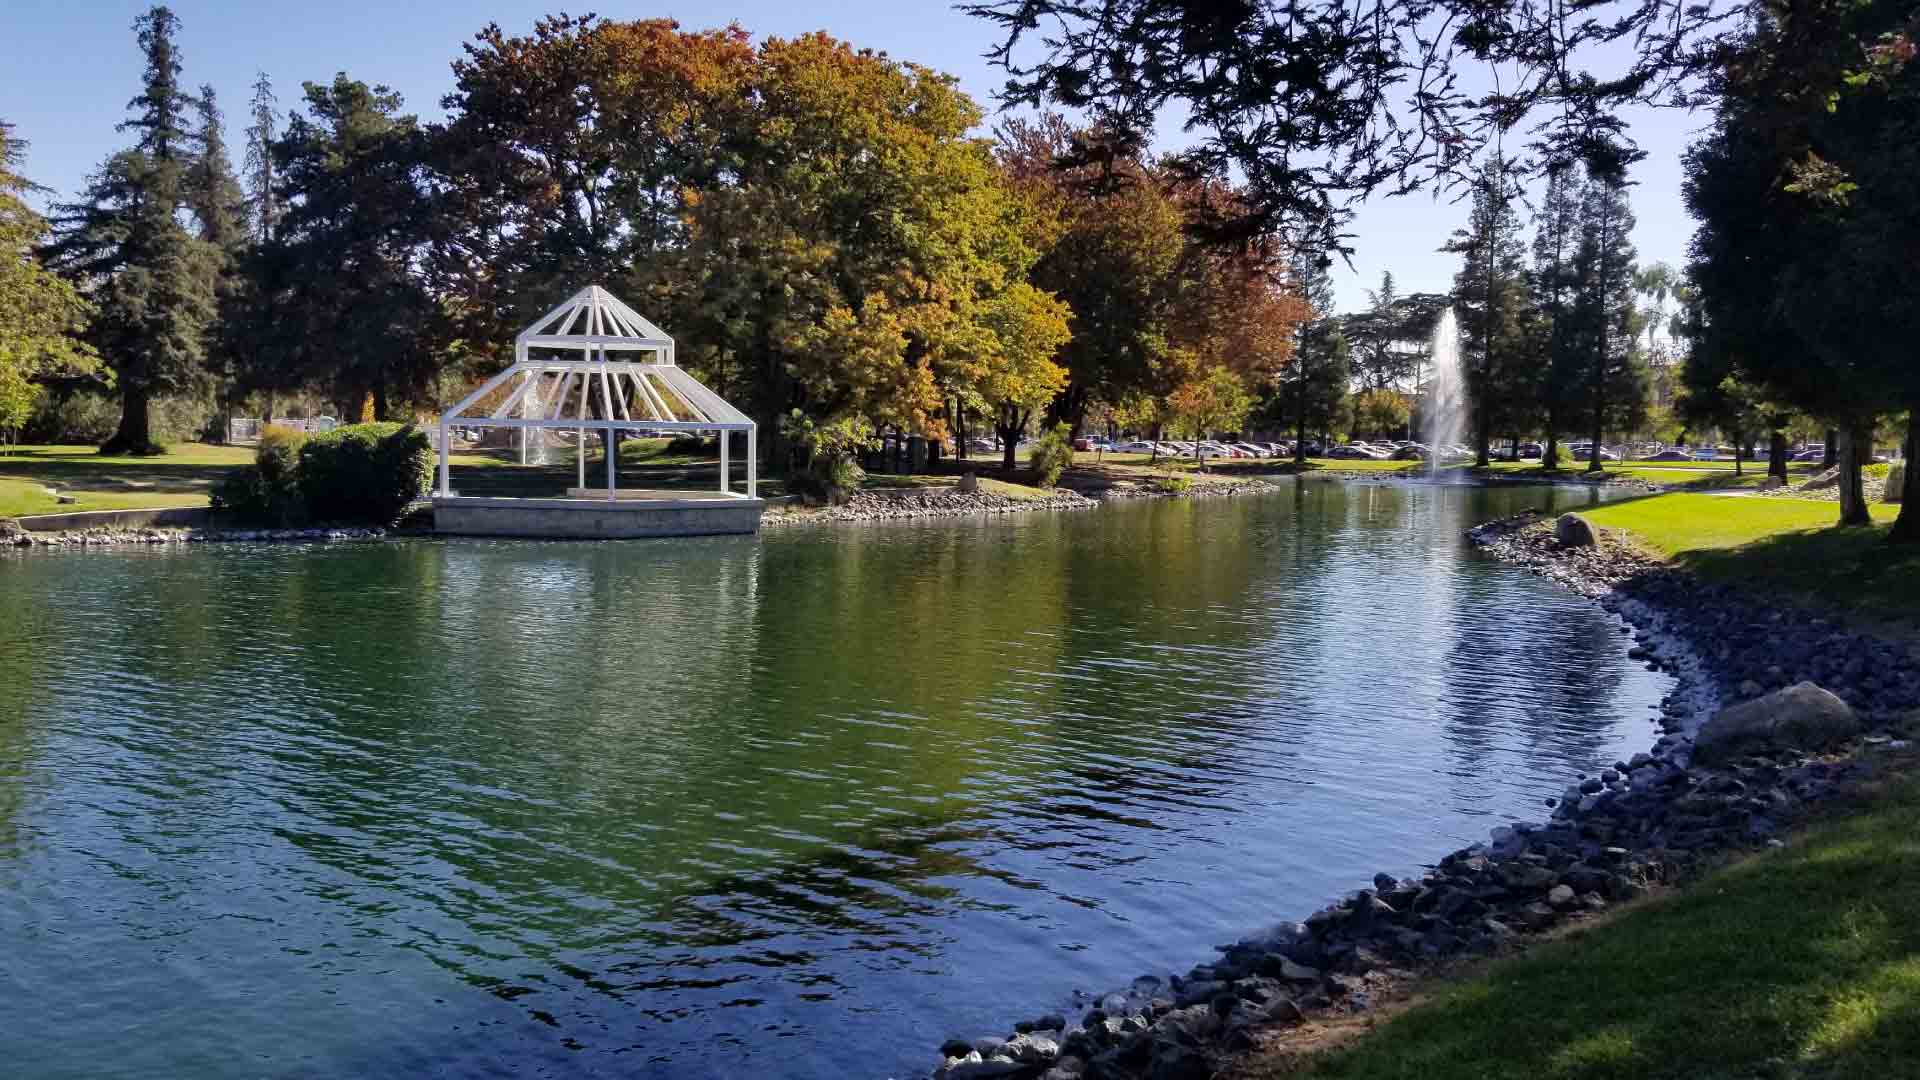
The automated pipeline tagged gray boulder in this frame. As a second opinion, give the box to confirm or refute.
[1695,682,1861,762]
[1554,513,1599,548]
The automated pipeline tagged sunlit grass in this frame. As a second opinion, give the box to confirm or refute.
[1577,493,1917,623]
[0,477,210,519]
[1251,771,1920,1080]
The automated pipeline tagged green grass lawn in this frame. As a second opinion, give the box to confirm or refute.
[0,443,254,518]
[1472,460,1795,491]
[1250,768,1920,1080]
[1577,493,1917,622]
[0,476,214,519]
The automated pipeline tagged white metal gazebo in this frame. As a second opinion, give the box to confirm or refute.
[435,285,757,500]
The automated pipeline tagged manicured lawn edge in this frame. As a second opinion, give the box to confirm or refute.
[1233,759,1920,1080]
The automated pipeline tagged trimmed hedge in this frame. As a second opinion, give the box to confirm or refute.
[298,422,432,525]
[211,426,308,525]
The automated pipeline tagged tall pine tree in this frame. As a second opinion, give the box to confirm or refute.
[243,72,282,244]
[1529,163,1583,469]
[48,5,217,454]
[186,84,247,440]
[1274,248,1349,463]
[1443,154,1532,467]
[1570,166,1649,473]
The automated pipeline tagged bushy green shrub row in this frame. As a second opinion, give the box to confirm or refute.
[213,422,431,525]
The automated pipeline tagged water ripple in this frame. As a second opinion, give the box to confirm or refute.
[0,481,1663,1079]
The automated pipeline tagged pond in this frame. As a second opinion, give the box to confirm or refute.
[0,480,1668,1079]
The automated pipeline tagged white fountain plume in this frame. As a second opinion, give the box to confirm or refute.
[1424,307,1468,480]
[519,377,549,466]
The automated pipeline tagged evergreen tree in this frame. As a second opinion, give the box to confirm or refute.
[47,5,217,454]
[1272,248,1348,462]
[1443,154,1532,467]
[1683,3,1919,532]
[1569,166,1649,472]
[243,72,282,244]
[186,84,248,440]
[266,76,437,421]
[1348,271,1404,392]
[188,86,247,257]
[1529,163,1583,468]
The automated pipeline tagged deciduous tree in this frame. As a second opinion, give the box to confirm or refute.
[0,123,96,446]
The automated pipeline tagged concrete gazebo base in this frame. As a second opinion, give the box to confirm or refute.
[432,493,764,539]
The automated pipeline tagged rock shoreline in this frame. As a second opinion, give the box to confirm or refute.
[764,487,1098,525]
[764,478,1278,526]
[924,509,1920,1080]
[4,521,389,548]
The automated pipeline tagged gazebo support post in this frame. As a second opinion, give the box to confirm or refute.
[577,427,586,491]
[719,427,729,494]
[437,420,451,496]
[747,425,758,499]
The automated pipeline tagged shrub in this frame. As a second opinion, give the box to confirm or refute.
[1028,422,1075,487]
[298,422,432,525]
[1152,474,1193,495]
[24,389,119,444]
[212,425,307,525]
[782,411,871,504]
[665,433,712,455]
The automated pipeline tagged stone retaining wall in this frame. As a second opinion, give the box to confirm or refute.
[14,506,212,532]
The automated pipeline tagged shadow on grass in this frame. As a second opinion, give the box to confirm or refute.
[1273,773,1920,1080]
[0,455,237,495]
[1674,523,1920,624]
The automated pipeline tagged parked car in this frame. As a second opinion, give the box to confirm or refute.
[1390,444,1431,460]
[1790,449,1823,462]
[1644,449,1693,462]
[1571,445,1621,462]
[1324,445,1373,459]
[1516,442,1543,459]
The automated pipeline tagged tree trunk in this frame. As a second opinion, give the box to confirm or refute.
[1543,432,1560,470]
[1823,429,1837,468]
[1294,405,1307,465]
[1474,423,1490,468]
[955,401,968,462]
[1588,401,1604,474]
[1000,417,1017,473]
[1150,421,1162,465]
[1769,429,1788,481]
[1506,432,1520,463]
[1891,410,1920,544]
[1837,422,1871,527]
[102,384,159,456]
[1733,441,1743,476]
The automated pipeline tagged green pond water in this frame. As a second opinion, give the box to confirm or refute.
[0,480,1668,1078]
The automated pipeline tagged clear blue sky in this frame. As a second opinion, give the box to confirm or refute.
[2,0,1706,313]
